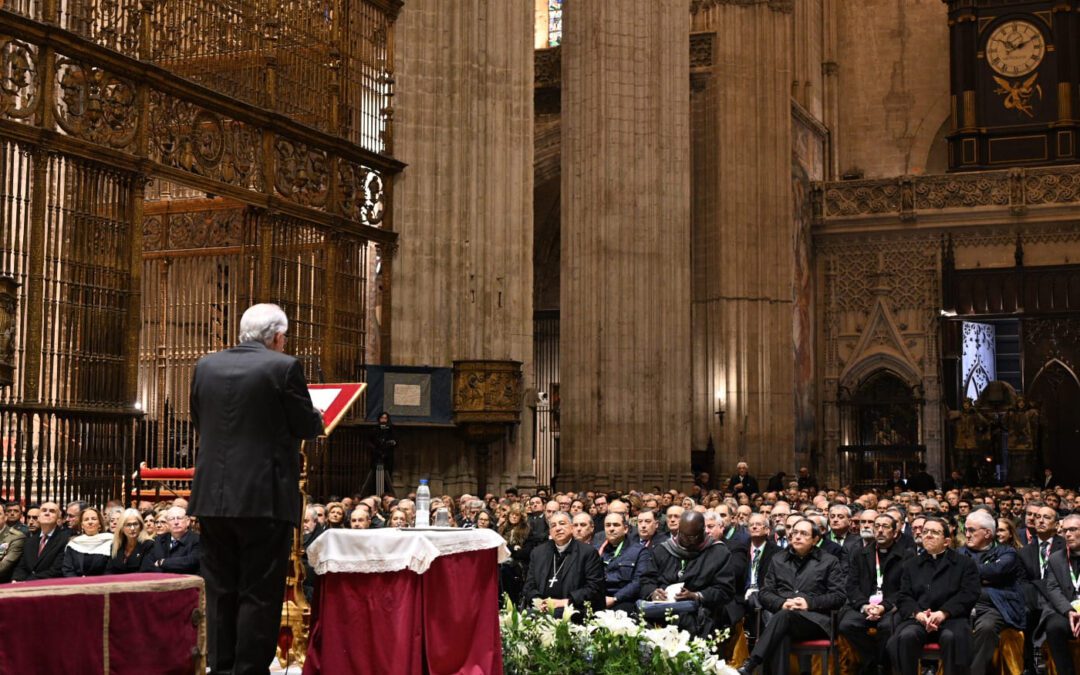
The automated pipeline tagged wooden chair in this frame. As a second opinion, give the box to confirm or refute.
[1044,638,1080,675]
[722,618,750,667]
[921,628,1023,675]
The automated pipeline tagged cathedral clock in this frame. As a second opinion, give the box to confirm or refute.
[943,0,1080,170]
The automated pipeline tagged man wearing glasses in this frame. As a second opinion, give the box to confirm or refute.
[735,518,845,675]
[839,513,913,675]
[1041,513,1080,675]
[888,516,980,675]
[960,509,1025,675]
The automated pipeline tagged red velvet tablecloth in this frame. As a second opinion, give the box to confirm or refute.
[303,542,504,675]
[0,573,205,675]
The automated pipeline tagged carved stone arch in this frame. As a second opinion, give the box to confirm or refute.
[840,352,922,393]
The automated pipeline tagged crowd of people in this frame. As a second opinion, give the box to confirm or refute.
[301,461,1080,675]
[4,459,1080,675]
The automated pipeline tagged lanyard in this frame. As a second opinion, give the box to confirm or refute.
[1069,548,1080,594]
[600,539,624,564]
[1039,541,1049,571]
[750,545,762,583]
[679,558,687,578]
[874,549,884,591]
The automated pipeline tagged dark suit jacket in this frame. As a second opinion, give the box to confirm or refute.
[13,528,71,581]
[1019,535,1065,604]
[145,531,201,574]
[190,341,324,526]
[895,548,980,620]
[847,542,914,613]
[521,539,605,612]
[1039,549,1080,635]
[728,474,759,496]
[759,546,847,634]
[106,540,156,575]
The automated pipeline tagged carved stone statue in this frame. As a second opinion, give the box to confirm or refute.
[948,397,987,451]
[1006,396,1039,451]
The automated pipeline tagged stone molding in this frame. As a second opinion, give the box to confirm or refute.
[814,165,1080,224]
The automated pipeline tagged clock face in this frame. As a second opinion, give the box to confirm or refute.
[986,20,1046,77]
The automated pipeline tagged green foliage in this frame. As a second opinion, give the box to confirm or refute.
[498,595,737,675]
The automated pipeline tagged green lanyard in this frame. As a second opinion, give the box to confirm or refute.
[874,549,884,591]
[1069,549,1080,595]
[605,539,624,562]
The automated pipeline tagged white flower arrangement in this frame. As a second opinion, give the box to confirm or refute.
[500,596,739,675]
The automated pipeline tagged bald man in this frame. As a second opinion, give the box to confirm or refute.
[641,511,736,638]
[12,502,70,581]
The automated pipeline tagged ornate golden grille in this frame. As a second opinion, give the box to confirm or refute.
[0,0,400,505]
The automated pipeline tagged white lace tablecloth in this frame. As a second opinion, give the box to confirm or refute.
[307,527,511,576]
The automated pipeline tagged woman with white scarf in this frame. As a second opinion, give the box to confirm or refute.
[62,507,112,577]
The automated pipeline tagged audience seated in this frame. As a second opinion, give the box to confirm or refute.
[888,516,980,675]
[106,508,155,574]
[62,507,113,577]
[642,511,736,639]
[145,506,201,575]
[13,502,70,581]
[0,509,26,583]
[839,512,913,675]
[521,511,604,619]
[596,512,652,613]
[737,518,846,675]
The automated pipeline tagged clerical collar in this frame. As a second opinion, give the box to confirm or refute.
[555,541,571,553]
[928,550,943,560]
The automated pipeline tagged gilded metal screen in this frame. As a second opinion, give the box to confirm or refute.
[0,141,136,504]
[0,0,400,505]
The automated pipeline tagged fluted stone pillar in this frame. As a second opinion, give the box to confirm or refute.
[559,1,692,491]
[690,0,796,477]
[392,0,535,493]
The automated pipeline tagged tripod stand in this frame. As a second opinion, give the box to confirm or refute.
[359,461,394,497]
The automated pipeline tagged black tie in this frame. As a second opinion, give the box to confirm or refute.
[1042,541,1051,578]
[170,539,180,552]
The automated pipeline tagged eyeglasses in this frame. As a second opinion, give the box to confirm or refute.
[922,529,945,536]
[123,522,142,529]
[1062,527,1080,534]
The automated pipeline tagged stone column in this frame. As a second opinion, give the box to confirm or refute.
[691,0,796,478]
[558,1,693,491]
[392,0,536,493]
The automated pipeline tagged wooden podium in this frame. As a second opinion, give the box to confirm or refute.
[278,382,365,669]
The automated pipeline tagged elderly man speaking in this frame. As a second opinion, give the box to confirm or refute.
[190,303,324,675]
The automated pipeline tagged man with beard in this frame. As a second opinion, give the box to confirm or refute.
[1040,513,1080,675]
[736,518,846,675]
[961,509,1026,675]
[888,517,980,675]
[641,511,736,638]
[521,511,604,618]
[839,513,914,675]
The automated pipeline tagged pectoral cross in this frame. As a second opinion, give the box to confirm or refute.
[548,575,558,588]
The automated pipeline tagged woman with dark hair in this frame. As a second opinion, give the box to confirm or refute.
[107,508,156,574]
[62,508,112,577]
[498,503,531,606]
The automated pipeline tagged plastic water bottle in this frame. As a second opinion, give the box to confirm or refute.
[415,479,431,527]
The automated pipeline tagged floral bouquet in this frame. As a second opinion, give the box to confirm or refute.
[500,595,738,674]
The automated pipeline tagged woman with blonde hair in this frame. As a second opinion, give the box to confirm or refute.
[107,508,156,574]
[62,508,113,577]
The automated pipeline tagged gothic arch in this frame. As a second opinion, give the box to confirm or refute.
[840,352,922,393]
[1029,358,1080,392]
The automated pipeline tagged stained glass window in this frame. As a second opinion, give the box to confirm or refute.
[548,0,562,47]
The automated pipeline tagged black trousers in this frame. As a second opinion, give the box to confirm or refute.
[1045,613,1078,675]
[750,609,828,675]
[838,608,898,675]
[887,617,972,675]
[200,517,293,675]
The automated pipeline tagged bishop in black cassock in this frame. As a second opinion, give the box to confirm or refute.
[521,511,605,618]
